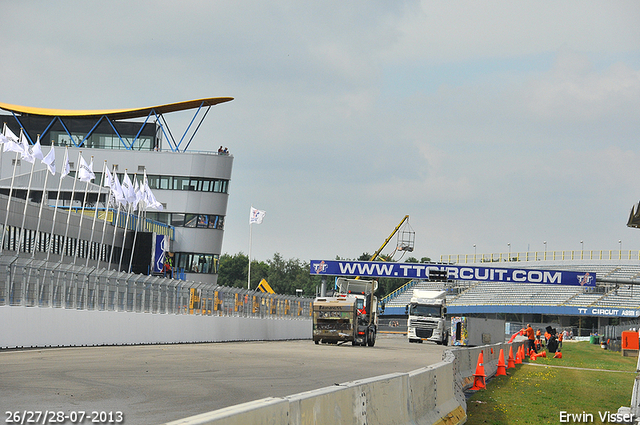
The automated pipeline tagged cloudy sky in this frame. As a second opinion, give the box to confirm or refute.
[1,1,640,263]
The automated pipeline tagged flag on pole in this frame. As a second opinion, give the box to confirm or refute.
[250,207,266,224]
[104,166,114,188]
[143,182,163,210]
[3,135,23,154]
[77,155,95,182]
[31,138,44,162]
[122,172,136,205]
[111,174,127,206]
[41,146,56,175]
[61,147,70,178]
[134,178,144,208]
[20,132,35,163]
[3,125,18,143]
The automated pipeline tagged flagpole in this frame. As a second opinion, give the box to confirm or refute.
[46,147,68,261]
[118,202,132,272]
[0,130,24,254]
[86,160,107,268]
[118,170,134,272]
[59,151,82,264]
[127,177,142,273]
[108,202,122,270]
[127,201,140,273]
[97,165,116,270]
[16,141,38,256]
[0,123,6,183]
[73,155,94,264]
[248,220,252,290]
[33,148,53,258]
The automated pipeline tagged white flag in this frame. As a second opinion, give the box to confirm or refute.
[104,167,114,188]
[3,126,18,143]
[20,132,35,163]
[122,172,136,204]
[61,147,70,178]
[133,179,144,210]
[3,134,24,154]
[77,155,95,182]
[144,181,163,210]
[31,137,44,162]
[111,174,127,206]
[250,207,266,224]
[41,146,56,175]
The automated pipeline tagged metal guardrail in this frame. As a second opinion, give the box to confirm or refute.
[0,256,312,318]
[380,279,418,307]
[441,250,640,264]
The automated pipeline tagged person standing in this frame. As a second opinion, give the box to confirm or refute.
[526,324,536,354]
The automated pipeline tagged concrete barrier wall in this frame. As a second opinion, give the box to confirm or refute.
[164,340,527,425]
[0,305,311,348]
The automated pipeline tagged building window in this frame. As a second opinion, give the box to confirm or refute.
[175,252,219,274]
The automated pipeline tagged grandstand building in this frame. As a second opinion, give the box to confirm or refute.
[381,256,640,334]
[0,98,233,284]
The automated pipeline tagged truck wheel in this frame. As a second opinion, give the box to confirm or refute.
[314,340,319,345]
[367,329,376,347]
[443,332,449,346]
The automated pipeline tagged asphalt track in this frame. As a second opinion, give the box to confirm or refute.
[0,335,447,425]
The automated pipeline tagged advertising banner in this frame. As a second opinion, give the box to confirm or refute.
[309,259,596,287]
[153,234,169,273]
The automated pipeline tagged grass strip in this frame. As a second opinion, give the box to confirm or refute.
[466,342,637,424]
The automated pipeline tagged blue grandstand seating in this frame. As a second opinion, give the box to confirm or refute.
[384,261,640,312]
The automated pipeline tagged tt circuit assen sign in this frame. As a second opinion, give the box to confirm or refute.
[310,260,596,287]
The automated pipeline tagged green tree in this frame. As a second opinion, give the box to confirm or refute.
[217,252,249,288]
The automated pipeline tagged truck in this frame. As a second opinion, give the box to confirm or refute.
[406,289,449,345]
[312,278,378,346]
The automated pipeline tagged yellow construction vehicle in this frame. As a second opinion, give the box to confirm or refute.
[256,278,275,294]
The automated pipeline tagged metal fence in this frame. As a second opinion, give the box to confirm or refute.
[441,249,640,264]
[0,255,313,319]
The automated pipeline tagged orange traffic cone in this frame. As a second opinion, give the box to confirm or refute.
[507,346,516,368]
[496,349,507,376]
[470,351,486,390]
[539,351,547,358]
[515,346,522,364]
[530,352,538,361]
[553,351,563,359]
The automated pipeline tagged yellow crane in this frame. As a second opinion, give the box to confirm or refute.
[369,215,414,261]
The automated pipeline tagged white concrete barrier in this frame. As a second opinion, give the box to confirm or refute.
[0,305,311,348]
[163,341,527,425]
[163,351,476,425]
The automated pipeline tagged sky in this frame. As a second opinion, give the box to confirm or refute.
[1,1,640,263]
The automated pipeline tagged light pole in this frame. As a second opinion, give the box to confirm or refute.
[619,240,622,259]
[543,241,547,260]
[473,244,476,262]
[507,243,511,261]
[580,240,584,260]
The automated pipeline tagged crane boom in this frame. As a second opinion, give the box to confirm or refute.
[369,215,409,261]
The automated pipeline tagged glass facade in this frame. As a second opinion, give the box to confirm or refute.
[175,252,219,274]
[51,131,154,151]
[92,173,229,194]
[147,212,224,229]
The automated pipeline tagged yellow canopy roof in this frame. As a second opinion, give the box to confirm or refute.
[0,97,233,120]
